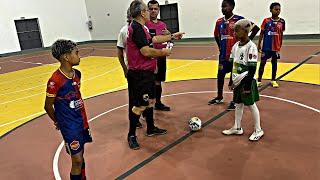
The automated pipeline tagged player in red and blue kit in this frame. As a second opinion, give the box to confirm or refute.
[44,39,92,180]
[208,0,260,110]
[257,2,285,88]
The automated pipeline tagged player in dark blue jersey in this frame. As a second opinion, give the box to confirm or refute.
[44,39,92,180]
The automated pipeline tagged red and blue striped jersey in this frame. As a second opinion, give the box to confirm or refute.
[46,69,89,131]
[261,17,285,52]
[214,15,244,62]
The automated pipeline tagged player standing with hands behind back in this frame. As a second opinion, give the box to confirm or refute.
[44,39,92,180]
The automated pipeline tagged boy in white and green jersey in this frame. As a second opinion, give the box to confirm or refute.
[222,19,264,141]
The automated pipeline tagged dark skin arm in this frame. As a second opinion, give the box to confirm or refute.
[257,30,264,52]
[215,36,221,51]
[117,47,128,78]
[44,96,59,130]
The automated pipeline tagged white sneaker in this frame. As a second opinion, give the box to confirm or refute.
[249,129,264,141]
[222,127,244,135]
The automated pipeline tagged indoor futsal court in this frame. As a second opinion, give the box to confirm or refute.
[0,0,319,180]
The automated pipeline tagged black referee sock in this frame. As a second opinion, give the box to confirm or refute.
[128,111,140,137]
[70,174,82,180]
[144,107,155,131]
[258,60,267,82]
[155,84,162,104]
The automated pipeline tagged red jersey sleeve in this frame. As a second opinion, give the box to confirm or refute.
[260,18,268,31]
[214,20,220,37]
[46,75,61,98]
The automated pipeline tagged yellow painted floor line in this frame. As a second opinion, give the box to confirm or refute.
[0,56,319,136]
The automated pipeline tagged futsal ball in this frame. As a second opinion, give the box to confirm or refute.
[189,117,202,131]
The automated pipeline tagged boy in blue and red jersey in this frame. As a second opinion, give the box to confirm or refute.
[208,0,260,110]
[257,2,285,88]
[44,39,92,180]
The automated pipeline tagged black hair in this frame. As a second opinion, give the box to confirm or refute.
[148,0,160,7]
[51,39,77,61]
[270,2,281,10]
[223,0,235,7]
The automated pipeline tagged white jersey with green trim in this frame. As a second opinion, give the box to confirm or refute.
[230,40,258,87]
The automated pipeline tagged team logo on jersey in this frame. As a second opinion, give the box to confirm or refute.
[267,31,278,36]
[69,99,84,109]
[48,81,55,89]
[72,81,81,88]
[249,54,257,59]
[70,141,80,150]
[277,23,283,29]
[229,22,236,29]
[143,94,149,102]
[240,53,244,60]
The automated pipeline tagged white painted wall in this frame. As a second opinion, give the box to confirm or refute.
[86,0,320,40]
[156,0,320,38]
[0,0,91,54]
[1,0,319,54]
[85,0,132,40]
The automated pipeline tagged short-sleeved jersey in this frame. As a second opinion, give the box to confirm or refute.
[145,20,167,49]
[117,24,129,66]
[46,69,89,132]
[127,20,156,71]
[230,41,258,85]
[261,17,285,52]
[214,15,244,62]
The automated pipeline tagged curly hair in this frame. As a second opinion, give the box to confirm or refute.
[51,39,77,61]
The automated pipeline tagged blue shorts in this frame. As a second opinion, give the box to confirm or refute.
[261,51,280,61]
[218,60,232,74]
[62,128,93,155]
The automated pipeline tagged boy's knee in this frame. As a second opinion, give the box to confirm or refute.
[71,153,84,167]
[132,106,146,115]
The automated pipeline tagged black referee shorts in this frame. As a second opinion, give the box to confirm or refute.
[127,70,155,107]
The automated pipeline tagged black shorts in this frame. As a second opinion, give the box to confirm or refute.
[155,57,167,81]
[127,70,155,107]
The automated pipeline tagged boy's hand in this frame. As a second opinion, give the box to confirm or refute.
[258,44,262,53]
[54,121,60,130]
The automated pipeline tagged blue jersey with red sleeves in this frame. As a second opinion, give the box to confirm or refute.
[261,17,285,52]
[46,69,89,135]
[214,15,244,62]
